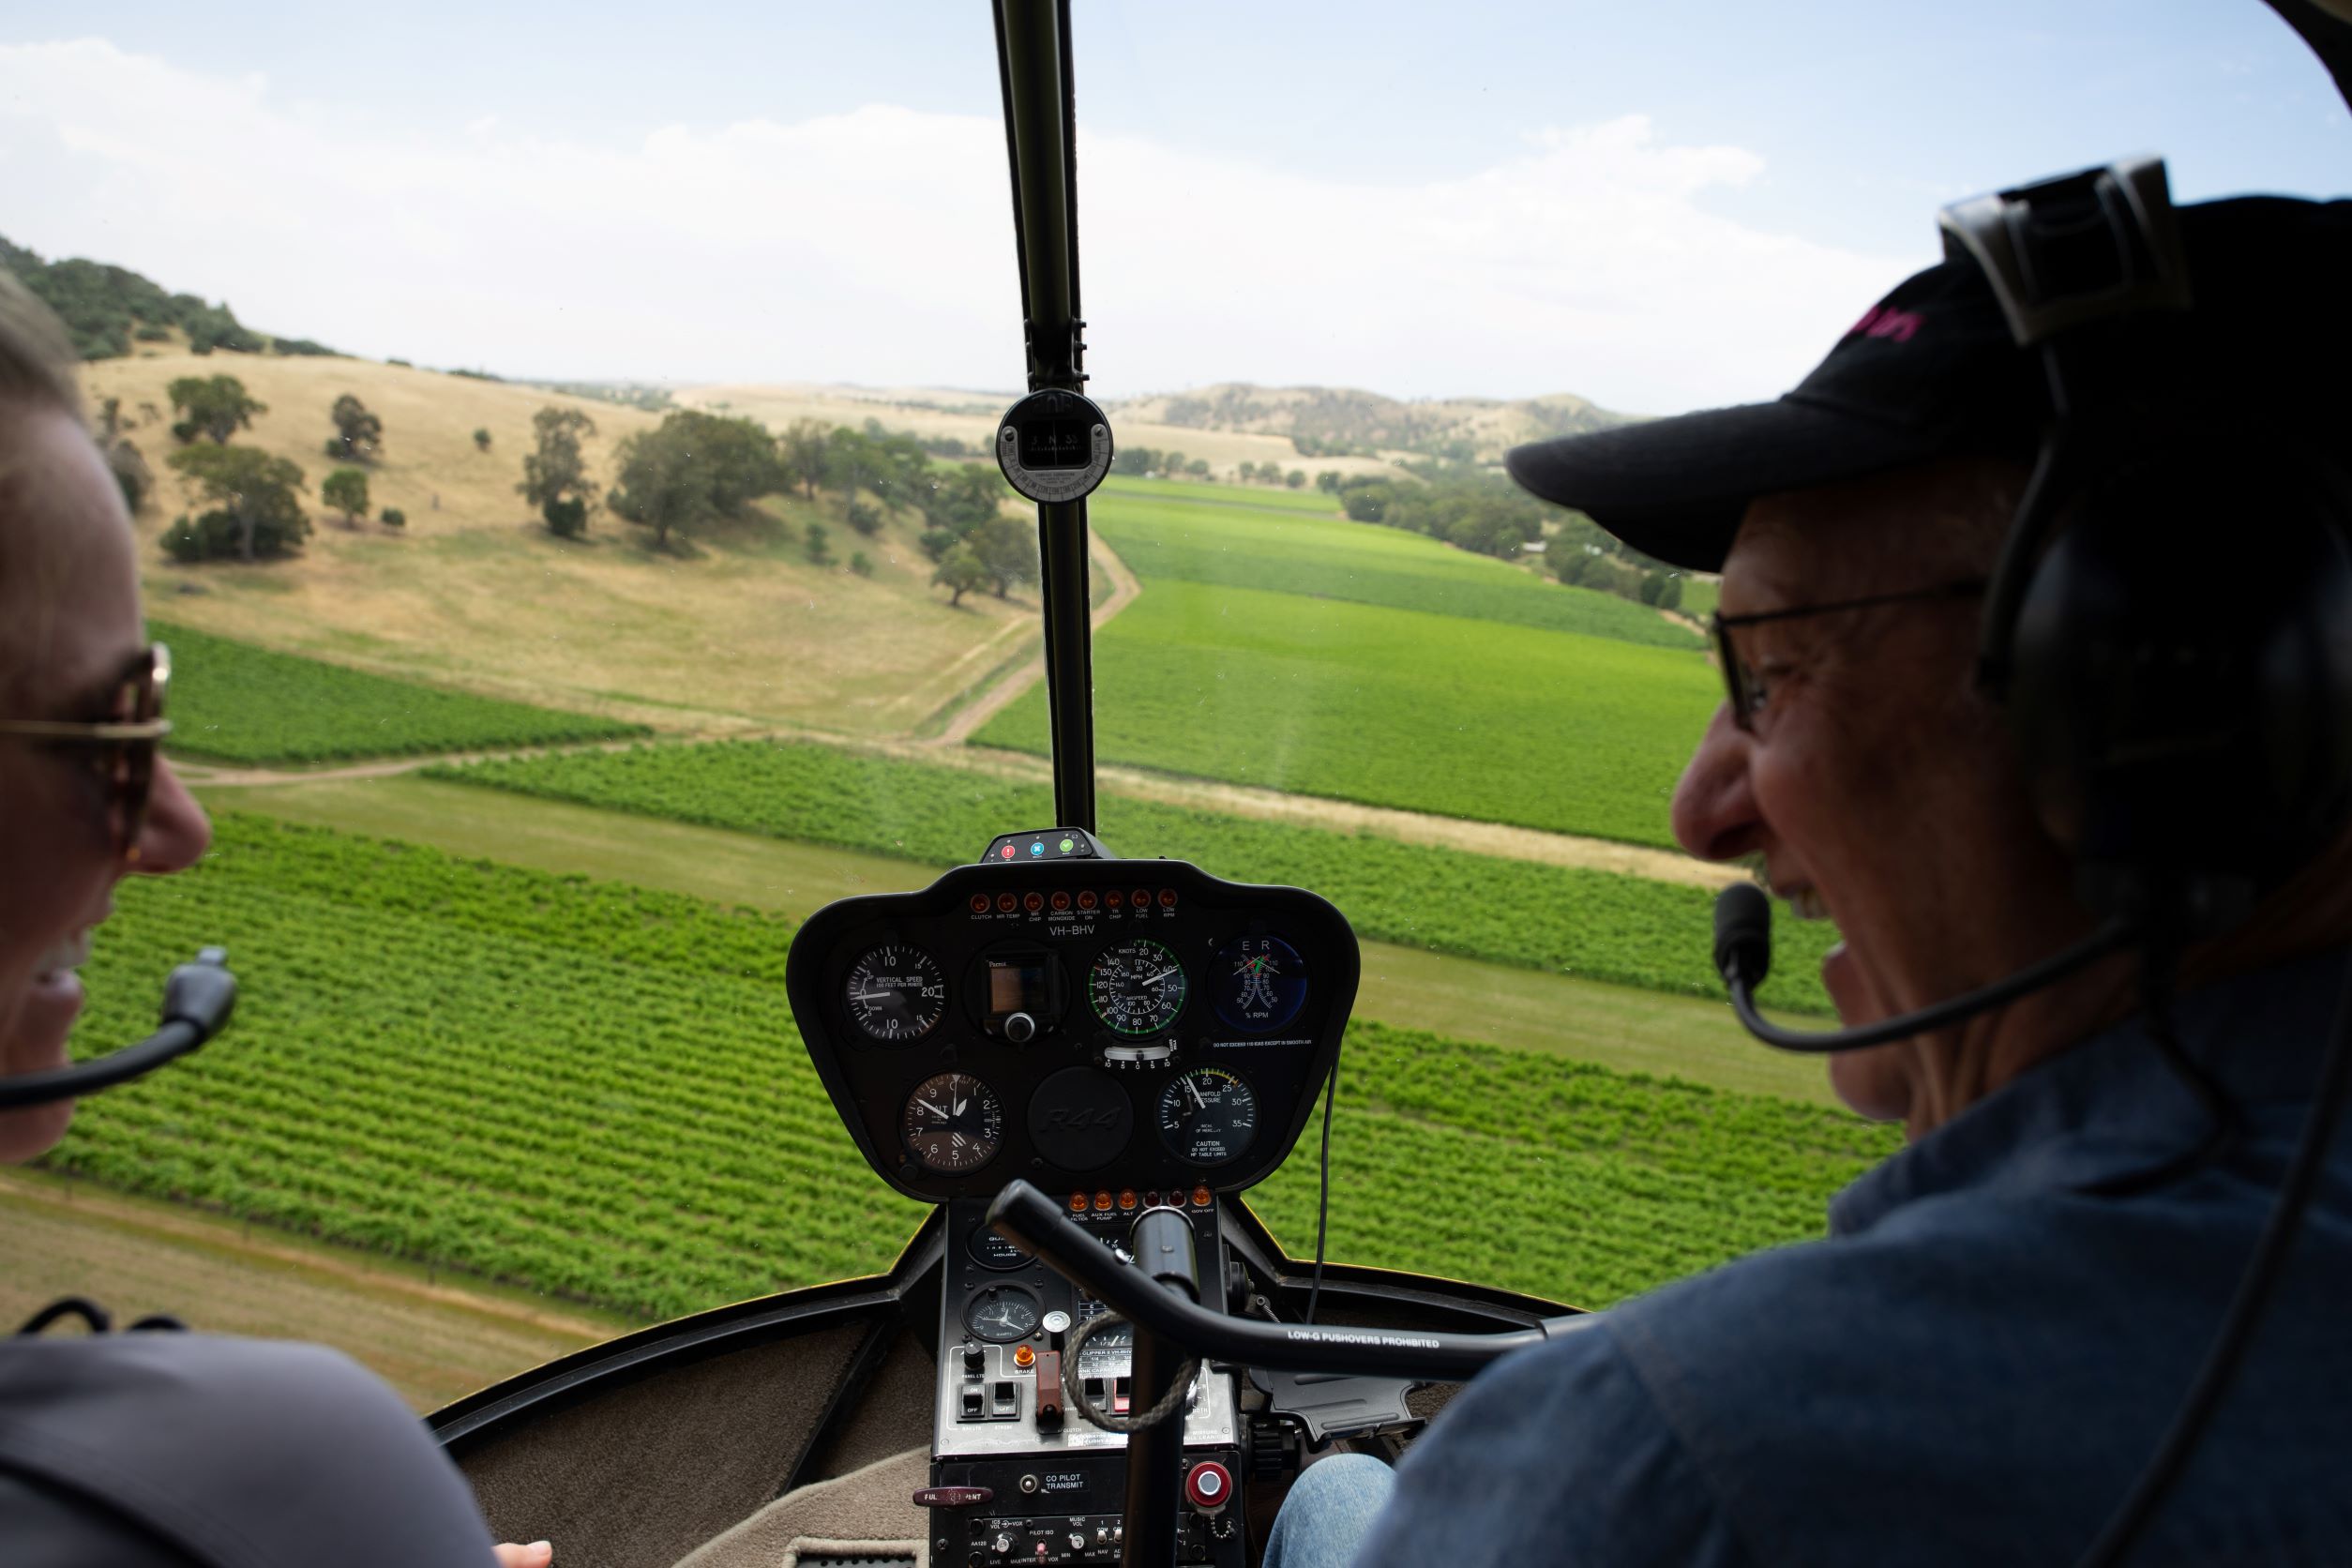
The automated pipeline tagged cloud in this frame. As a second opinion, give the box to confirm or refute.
[0,38,1918,413]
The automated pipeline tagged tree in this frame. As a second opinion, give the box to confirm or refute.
[1185,459,1209,478]
[520,406,599,535]
[932,544,989,607]
[972,514,1039,598]
[322,467,370,525]
[1287,469,1307,489]
[805,521,833,565]
[1316,471,1342,492]
[163,445,309,562]
[849,550,874,577]
[780,418,829,500]
[912,463,1011,562]
[166,375,264,445]
[1238,460,1258,484]
[604,411,784,550]
[473,428,492,452]
[327,394,383,462]
[845,501,882,537]
[380,506,407,528]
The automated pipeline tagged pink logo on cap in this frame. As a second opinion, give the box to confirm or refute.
[1847,303,1923,343]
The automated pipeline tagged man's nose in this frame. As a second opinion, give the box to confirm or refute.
[1671,704,1763,864]
[132,758,211,875]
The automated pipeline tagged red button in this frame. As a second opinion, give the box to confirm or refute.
[1185,1461,1232,1511]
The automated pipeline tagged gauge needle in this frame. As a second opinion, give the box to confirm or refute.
[919,1098,949,1119]
[1146,967,1179,986]
[1185,1078,1206,1110]
[953,1094,968,1117]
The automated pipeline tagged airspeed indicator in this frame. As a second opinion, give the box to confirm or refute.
[1090,938,1187,1036]
[1157,1066,1257,1168]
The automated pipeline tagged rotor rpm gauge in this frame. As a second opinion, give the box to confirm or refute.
[1212,935,1310,1033]
[845,945,946,1042]
[902,1072,1003,1173]
[1090,938,1187,1036]
[1157,1066,1258,1168]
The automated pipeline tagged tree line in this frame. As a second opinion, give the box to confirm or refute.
[520,409,1033,603]
[1325,464,1688,611]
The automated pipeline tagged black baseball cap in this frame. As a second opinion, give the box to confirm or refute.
[1503,194,2352,572]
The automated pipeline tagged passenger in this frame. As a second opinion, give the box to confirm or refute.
[1266,192,2352,1564]
[0,272,551,1567]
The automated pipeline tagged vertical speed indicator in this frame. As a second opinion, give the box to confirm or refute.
[845,946,946,1042]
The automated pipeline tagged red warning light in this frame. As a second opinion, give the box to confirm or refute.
[969,894,990,914]
[1157,888,1178,909]
[1105,890,1124,910]
[999,844,1018,860]
[1050,891,1072,912]
[1024,892,1045,913]
[1077,890,1099,911]
[996,893,1018,913]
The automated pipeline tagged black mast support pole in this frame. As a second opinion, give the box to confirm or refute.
[1120,1207,1199,1568]
[993,0,1096,833]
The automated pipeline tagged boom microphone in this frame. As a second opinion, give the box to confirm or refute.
[1711,883,2133,1052]
[0,948,237,1110]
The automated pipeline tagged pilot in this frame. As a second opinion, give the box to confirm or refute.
[1265,188,2352,1564]
[0,273,552,1566]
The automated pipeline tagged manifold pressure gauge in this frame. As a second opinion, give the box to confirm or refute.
[1158,1065,1258,1168]
[996,388,1112,504]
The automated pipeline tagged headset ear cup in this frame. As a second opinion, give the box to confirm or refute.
[2004,469,2352,931]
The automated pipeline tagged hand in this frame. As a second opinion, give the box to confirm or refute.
[494,1544,553,1567]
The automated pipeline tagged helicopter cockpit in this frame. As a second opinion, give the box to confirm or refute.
[7,3,2351,1567]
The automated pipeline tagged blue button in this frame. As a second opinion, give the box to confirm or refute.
[1030,842,1045,856]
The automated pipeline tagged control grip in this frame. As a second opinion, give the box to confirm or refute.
[988,1180,1578,1381]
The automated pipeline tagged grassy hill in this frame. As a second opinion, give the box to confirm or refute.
[83,354,1037,736]
[674,382,1399,483]
[1109,382,1635,463]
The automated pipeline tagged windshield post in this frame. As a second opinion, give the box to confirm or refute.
[994,0,1096,832]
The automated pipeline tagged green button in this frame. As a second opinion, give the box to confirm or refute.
[1060,838,1074,852]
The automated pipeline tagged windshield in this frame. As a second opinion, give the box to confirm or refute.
[2,2,2343,1407]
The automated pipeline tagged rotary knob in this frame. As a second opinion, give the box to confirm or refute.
[1004,1012,1037,1044]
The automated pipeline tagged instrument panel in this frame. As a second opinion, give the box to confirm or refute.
[785,853,1359,1203]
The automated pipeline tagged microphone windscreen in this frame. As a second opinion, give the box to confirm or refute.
[1712,882,1772,988]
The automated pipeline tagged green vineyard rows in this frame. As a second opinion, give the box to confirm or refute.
[972,581,1717,849]
[430,739,1835,1014]
[152,621,648,763]
[50,815,1885,1320]
[1090,490,1703,651]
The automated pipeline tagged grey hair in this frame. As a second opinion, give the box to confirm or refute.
[0,269,83,422]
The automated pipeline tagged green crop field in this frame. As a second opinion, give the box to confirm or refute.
[1090,490,1701,652]
[49,814,1887,1319]
[429,739,1833,1013]
[974,581,1718,847]
[155,622,648,763]
[1097,475,1340,513]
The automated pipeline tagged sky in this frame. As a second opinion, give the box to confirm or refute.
[1,1,2344,415]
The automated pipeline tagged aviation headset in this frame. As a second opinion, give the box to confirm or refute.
[1950,157,2352,942]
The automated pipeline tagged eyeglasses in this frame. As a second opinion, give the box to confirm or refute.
[0,644,173,860]
[1711,582,1986,733]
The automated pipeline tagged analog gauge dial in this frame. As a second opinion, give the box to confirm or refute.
[845,945,946,1042]
[1157,1065,1258,1168]
[1090,939,1187,1036]
[1212,935,1310,1033]
[965,1285,1042,1343]
[902,1072,1003,1173]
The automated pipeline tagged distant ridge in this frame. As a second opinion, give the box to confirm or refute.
[0,234,334,362]
[1105,383,1635,463]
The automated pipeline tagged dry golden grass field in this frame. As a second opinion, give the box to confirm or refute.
[675,381,1403,480]
[81,354,1039,735]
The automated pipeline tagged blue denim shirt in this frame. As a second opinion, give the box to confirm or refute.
[1356,949,2352,1567]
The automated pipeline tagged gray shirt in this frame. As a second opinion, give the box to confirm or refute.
[1359,948,2352,1566]
[0,1332,499,1567]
